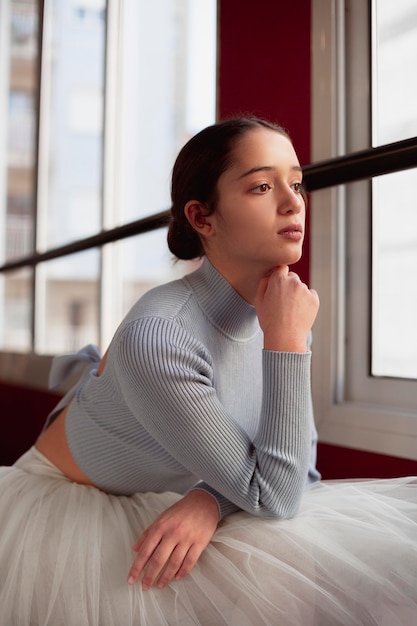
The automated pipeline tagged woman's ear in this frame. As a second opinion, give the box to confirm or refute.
[184,201,216,238]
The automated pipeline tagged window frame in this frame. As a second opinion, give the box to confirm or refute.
[310,0,417,460]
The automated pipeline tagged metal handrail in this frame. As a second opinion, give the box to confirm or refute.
[303,135,417,191]
[0,211,170,272]
[1,135,417,273]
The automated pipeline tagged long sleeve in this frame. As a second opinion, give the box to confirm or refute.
[114,317,312,519]
[64,259,319,517]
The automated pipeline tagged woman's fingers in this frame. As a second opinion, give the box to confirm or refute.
[255,267,320,352]
[154,543,191,588]
[173,544,202,581]
[128,490,219,590]
[127,532,160,586]
[139,540,180,591]
[129,537,206,590]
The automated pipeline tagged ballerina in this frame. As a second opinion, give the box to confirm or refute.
[0,116,416,625]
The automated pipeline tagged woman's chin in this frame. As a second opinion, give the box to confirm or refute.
[280,249,303,267]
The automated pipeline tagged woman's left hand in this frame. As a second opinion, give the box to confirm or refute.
[127,489,219,590]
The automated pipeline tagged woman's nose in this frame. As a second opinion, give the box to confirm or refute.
[277,187,304,214]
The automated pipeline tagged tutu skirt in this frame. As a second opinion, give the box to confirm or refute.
[0,448,416,625]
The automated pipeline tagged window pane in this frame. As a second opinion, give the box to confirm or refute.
[35,250,100,354]
[0,1,38,351]
[119,229,199,316]
[372,0,417,378]
[98,0,216,347]
[1,0,39,263]
[100,230,199,347]
[117,0,217,224]
[372,169,417,379]
[39,0,106,249]
[0,268,32,351]
[372,0,417,145]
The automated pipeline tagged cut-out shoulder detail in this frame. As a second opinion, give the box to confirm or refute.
[97,350,108,377]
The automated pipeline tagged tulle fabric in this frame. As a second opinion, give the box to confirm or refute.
[0,448,416,626]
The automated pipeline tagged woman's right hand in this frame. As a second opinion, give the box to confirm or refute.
[127,489,219,590]
[254,265,319,352]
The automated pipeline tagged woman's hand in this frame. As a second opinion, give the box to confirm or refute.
[255,265,319,352]
[127,489,219,590]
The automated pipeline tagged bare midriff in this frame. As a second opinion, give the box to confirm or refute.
[35,404,95,486]
[35,350,108,487]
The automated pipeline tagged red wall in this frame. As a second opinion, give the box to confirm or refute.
[317,443,417,480]
[218,0,311,284]
[0,381,61,465]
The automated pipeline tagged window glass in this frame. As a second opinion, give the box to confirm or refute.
[99,230,199,349]
[35,250,100,354]
[372,169,417,379]
[116,0,217,224]
[39,0,105,249]
[0,268,32,350]
[0,0,39,351]
[119,229,199,317]
[371,0,417,378]
[32,0,105,355]
[372,0,417,145]
[101,0,216,346]
[1,0,39,264]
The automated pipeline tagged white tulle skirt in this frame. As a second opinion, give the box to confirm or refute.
[0,448,416,626]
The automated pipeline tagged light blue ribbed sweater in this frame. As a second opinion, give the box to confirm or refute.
[48,258,320,519]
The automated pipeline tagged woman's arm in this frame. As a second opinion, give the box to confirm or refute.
[127,490,219,590]
[116,268,319,520]
[124,267,319,589]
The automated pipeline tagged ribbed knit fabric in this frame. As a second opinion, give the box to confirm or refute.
[50,258,319,519]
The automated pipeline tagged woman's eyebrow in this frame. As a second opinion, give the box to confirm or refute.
[237,165,302,179]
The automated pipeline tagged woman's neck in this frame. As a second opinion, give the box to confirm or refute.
[204,254,266,305]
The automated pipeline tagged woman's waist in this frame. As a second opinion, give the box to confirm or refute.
[37,402,200,496]
[35,404,96,486]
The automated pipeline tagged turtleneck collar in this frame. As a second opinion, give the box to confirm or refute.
[184,258,260,341]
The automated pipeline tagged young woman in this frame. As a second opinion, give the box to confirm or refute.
[0,117,416,625]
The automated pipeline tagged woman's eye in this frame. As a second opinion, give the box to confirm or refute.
[252,183,271,194]
[292,182,303,194]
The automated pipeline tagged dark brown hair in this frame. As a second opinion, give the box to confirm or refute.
[167,117,291,260]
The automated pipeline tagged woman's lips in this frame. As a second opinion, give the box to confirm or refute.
[278,224,303,241]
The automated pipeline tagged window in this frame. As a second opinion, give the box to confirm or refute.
[0,0,217,354]
[0,0,39,350]
[371,0,417,379]
[311,0,417,459]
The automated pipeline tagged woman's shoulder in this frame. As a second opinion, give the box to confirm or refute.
[109,274,212,371]
[121,275,196,327]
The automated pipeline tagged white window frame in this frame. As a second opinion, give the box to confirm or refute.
[311,0,417,460]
